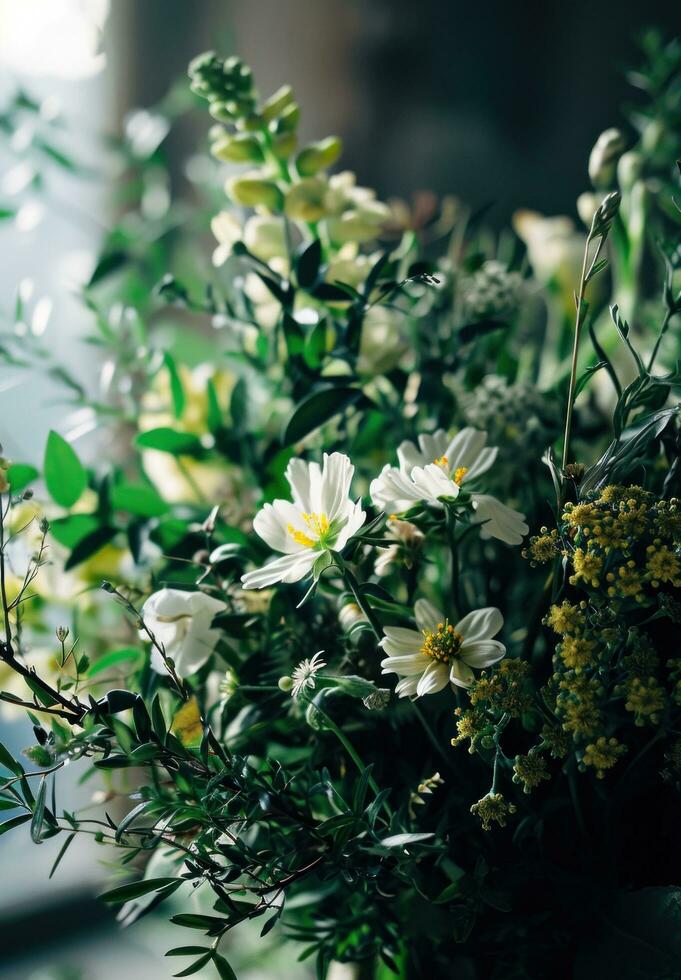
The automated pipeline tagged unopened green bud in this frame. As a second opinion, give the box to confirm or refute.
[278,676,293,692]
[209,100,234,123]
[226,173,284,211]
[56,626,69,643]
[588,128,626,189]
[211,133,264,164]
[236,112,264,133]
[271,132,298,159]
[270,103,300,135]
[284,177,328,221]
[24,745,54,767]
[261,84,295,123]
[617,150,642,191]
[296,136,343,176]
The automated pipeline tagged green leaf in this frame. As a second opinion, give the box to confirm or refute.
[173,954,212,977]
[0,741,24,776]
[212,953,238,980]
[206,379,222,432]
[170,913,225,934]
[49,514,100,548]
[43,430,87,508]
[0,812,31,837]
[30,778,47,843]
[164,352,186,419]
[166,948,210,957]
[230,377,248,430]
[282,386,364,446]
[296,239,322,289]
[49,831,76,878]
[282,313,305,358]
[136,428,203,455]
[6,463,39,493]
[100,876,181,904]
[63,526,117,571]
[87,647,142,678]
[111,482,169,518]
[89,250,128,286]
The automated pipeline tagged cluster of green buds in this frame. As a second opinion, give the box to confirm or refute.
[190,51,390,256]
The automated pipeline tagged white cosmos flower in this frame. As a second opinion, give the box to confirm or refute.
[141,588,227,677]
[241,452,366,589]
[380,598,505,697]
[369,427,528,546]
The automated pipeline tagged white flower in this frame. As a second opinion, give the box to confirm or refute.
[242,452,365,589]
[141,588,227,677]
[380,599,505,697]
[290,651,327,697]
[211,211,242,267]
[369,427,528,546]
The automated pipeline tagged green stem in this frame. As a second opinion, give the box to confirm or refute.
[334,557,382,641]
[445,507,461,617]
[315,703,393,819]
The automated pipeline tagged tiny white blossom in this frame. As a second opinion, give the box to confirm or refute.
[291,652,327,697]
[241,452,365,589]
[380,598,505,697]
[370,427,528,546]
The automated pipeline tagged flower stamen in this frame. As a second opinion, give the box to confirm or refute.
[287,511,330,549]
[421,620,464,663]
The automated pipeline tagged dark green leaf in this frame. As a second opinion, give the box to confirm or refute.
[296,239,322,289]
[100,876,181,904]
[0,741,24,776]
[0,813,31,837]
[64,526,117,571]
[282,386,363,446]
[111,482,169,518]
[30,778,47,843]
[164,353,186,419]
[89,250,128,286]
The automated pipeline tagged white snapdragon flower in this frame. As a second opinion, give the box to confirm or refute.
[241,452,366,589]
[141,588,227,676]
[380,598,505,697]
[369,427,528,546]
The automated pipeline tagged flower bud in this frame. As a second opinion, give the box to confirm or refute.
[270,103,300,135]
[56,626,69,643]
[296,136,343,176]
[284,177,328,221]
[576,192,599,227]
[617,150,642,191]
[588,128,626,189]
[261,84,295,123]
[211,133,264,164]
[226,173,284,211]
[278,675,293,692]
[243,216,287,262]
[271,132,298,159]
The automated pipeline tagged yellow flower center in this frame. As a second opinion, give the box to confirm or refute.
[433,455,467,486]
[421,620,464,664]
[287,511,330,549]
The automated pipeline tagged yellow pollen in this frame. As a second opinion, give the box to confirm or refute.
[433,455,449,469]
[287,511,330,549]
[421,620,464,664]
[453,466,468,486]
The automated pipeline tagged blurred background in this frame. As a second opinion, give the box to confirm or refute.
[0,1,679,977]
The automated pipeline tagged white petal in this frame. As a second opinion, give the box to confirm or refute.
[395,676,420,698]
[253,502,305,554]
[173,627,221,675]
[370,465,423,512]
[380,653,429,676]
[142,588,191,620]
[455,606,503,644]
[416,429,449,463]
[285,458,314,511]
[410,463,457,502]
[320,452,354,521]
[242,552,316,589]
[465,446,498,482]
[381,626,422,646]
[449,660,475,688]
[444,428,487,470]
[414,598,444,633]
[472,494,529,545]
[397,438,427,473]
[416,661,450,696]
[334,499,366,551]
[461,639,506,668]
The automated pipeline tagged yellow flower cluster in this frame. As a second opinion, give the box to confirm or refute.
[512,753,550,794]
[561,486,681,605]
[581,736,627,778]
[470,793,517,830]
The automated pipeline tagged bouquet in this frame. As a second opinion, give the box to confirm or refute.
[1,33,681,979]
